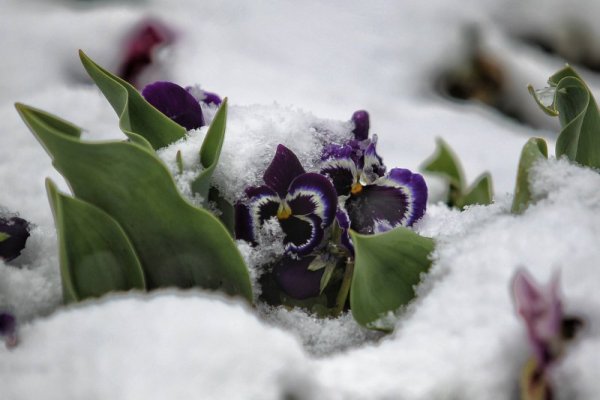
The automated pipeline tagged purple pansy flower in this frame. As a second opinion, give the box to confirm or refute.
[118,19,174,88]
[320,117,427,249]
[0,312,17,348]
[235,145,337,257]
[273,255,324,300]
[0,216,30,262]
[142,81,205,130]
[513,269,563,367]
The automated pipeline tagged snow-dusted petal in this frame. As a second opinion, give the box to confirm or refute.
[384,168,428,226]
[360,136,386,184]
[263,145,306,198]
[0,216,30,262]
[280,214,324,256]
[273,255,324,299]
[235,186,280,244]
[287,173,337,227]
[142,81,205,130]
[351,110,370,141]
[202,91,222,106]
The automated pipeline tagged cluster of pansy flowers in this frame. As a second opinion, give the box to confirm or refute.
[234,110,428,300]
[137,81,428,300]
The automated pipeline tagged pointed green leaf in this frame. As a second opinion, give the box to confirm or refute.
[176,150,184,175]
[512,138,548,214]
[16,103,253,302]
[191,99,228,200]
[421,137,465,191]
[456,172,493,208]
[0,232,9,242]
[350,227,434,331]
[46,179,146,303]
[79,50,186,149]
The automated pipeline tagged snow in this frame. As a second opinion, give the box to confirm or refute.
[1,0,600,399]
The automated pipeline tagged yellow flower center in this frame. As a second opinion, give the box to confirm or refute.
[277,203,292,220]
[351,182,363,195]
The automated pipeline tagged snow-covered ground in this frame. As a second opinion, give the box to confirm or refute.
[1,0,600,399]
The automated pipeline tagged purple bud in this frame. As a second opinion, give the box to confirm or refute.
[142,81,205,130]
[351,110,370,141]
[0,216,30,262]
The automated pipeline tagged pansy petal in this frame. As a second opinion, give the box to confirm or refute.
[142,81,204,130]
[351,110,370,141]
[287,173,337,227]
[202,91,222,106]
[273,255,323,299]
[320,156,358,197]
[344,168,427,234]
[279,215,324,256]
[360,135,386,183]
[235,186,280,243]
[0,311,17,348]
[263,145,306,197]
[0,217,30,262]
[336,207,354,255]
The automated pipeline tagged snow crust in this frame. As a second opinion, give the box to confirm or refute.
[2,0,600,398]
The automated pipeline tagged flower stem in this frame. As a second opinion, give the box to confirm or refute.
[334,259,354,316]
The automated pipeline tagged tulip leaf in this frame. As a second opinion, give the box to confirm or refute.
[46,179,146,303]
[191,99,228,201]
[422,138,494,209]
[421,137,464,191]
[512,138,548,214]
[0,232,9,242]
[16,103,253,302]
[208,187,235,236]
[456,172,493,209]
[79,50,186,150]
[350,227,434,331]
[530,65,600,168]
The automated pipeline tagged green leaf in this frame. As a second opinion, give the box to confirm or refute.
[79,50,186,150]
[191,99,228,200]
[456,172,493,208]
[530,65,600,168]
[16,103,253,302]
[511,138,548,214]
[421,137,465,191]
[46,179,146,303]
[0,232,10,242]
[175,150,184,175]
[350,227,434,331]
[208,187,235,236]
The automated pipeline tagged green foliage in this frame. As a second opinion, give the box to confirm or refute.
[349,227,434,331]
[421,138,493,209]
[79,50,186,150]
[529,65,600,168]
[16,103,253,302]
[512,138,549,214]
[46,179,146,303]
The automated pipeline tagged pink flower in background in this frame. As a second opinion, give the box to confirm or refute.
[118,19,175,88]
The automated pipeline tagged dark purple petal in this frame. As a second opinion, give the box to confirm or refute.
[118,19,174,88]
[343,168,427,234]
[386,168,428,226]
[279,215,324,256]
[235,186,280,243]
[273,255,323,299]
[336,208,354,255]
[0,312,17,348]
[287,173,337,227]
[142,81,204,130]
[263,145,306,198]
[320,155,358,197]
[0,217,30,262]
[351,110,370,141]
[202,91,222,106]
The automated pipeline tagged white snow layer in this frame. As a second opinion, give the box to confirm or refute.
[2,0,600,399]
